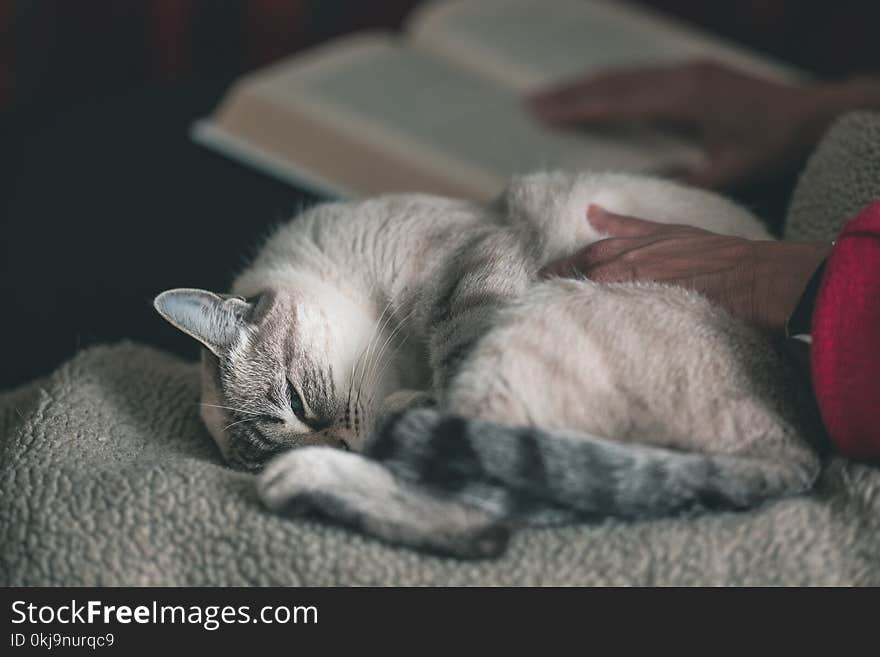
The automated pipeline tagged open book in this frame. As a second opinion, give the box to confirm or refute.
[193,0,799,202]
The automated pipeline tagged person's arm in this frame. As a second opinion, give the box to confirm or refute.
[542,204,880,461]
[541,205,832,333]
[810,201,880,460]
[528,62,880,189]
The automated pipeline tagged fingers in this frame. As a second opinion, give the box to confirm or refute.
[539,205,654,278]
[539,244,638,282]
[540,207,698,280]
[586,204,666,237]
[527,64,703,127]
[539,254,584,279]
[539,234,638,280]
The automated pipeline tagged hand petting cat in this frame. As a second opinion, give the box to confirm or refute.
[541,204,832,334]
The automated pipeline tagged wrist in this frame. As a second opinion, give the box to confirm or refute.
[826,75,880,109]
[791,77,880,156]
[752,240,833,334]
[807,76,880,127]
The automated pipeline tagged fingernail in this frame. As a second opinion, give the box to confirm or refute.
[539,261,563,278]
[587,204,606,219]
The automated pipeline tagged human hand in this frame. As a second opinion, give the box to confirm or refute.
[541,205,832,333]
[528,61,878,189]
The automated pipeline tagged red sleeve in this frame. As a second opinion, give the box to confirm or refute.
[811,200,880,460]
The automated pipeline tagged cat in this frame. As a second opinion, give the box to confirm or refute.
[154,171,821,558]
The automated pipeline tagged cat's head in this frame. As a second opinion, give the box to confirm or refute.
[154,283,405,471]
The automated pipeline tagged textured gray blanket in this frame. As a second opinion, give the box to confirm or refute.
[2,113,879,586]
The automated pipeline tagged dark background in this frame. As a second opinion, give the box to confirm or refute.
[3,0,879,390]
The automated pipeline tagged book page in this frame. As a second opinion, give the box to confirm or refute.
[239,34,702,200]
[407,0,802,93]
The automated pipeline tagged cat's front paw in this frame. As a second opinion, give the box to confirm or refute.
[256,444,511,559]
[258,446,347,513]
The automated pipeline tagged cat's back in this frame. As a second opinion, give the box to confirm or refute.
[233,192,493,298]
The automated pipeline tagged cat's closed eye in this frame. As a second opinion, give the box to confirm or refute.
[286,379,306,421]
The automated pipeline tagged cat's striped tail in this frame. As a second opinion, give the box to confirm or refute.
[369,409,820,523]
[258,408,819,559]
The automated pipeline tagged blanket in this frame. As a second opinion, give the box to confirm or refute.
[2,113,880,586]
[785,111,880,241]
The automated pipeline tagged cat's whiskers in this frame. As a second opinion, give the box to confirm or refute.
[360,301,402,389]
[346,287,385,420]
[351,299,391,402]
[357,305,418,421]
[365,323,416,411]
[363,305,417,397]
[365,299,396,376]
[223,416,255,432]
[345,283,388,426]
[367,333,411,410]
[198,402,261,417]
[354,298,396,413]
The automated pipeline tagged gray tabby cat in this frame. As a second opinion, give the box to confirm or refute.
[154,172,821,558]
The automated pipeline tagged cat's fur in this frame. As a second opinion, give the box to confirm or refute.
[154,172,821,558]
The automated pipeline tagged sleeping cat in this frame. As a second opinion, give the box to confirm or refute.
[154,172,820,558]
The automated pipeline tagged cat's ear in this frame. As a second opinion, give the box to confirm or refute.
[153,288,253,357]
